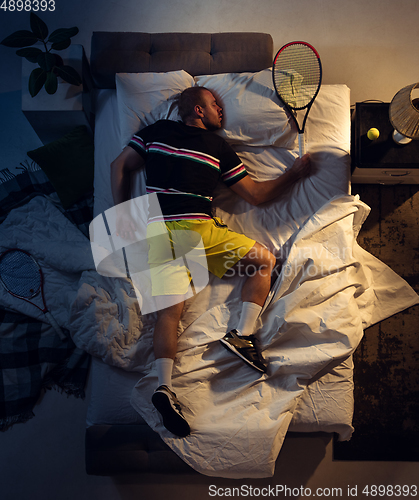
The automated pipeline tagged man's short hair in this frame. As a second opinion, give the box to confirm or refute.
[177,86,210,122]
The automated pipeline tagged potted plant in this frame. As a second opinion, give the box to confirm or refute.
[1,12,81,97]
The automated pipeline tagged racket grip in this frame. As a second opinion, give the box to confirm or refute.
[45,311,66,340]
[298,133,306,156]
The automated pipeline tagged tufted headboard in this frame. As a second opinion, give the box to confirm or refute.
[90,32,274,89]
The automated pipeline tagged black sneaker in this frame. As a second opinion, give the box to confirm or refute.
[220,329,267,373]
[151,385,191,437]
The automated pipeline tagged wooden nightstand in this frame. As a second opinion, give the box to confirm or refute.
[351,102,419,184]
[22,44,94,144]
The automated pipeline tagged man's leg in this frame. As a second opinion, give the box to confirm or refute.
[239,242,276,307]
[152,298,191,437]
[153,298,185,362]
[220,243,276,373]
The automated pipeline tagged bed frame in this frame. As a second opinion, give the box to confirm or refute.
[85,31,275,475]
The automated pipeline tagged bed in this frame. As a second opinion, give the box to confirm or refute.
[75,32,419,478]
[1,32,418,479]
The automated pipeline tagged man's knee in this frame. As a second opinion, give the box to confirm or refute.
[261,248,276,274]
[243,243,276,273]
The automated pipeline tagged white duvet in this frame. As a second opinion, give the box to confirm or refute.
[1,192,417,478]
[126,194,419,478]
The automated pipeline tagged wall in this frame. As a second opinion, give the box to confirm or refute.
[2,0,418,172]
[1,0,419,101]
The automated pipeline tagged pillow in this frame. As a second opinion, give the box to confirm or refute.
[194,69,296,148]
[27,126,94,209]
[116,70,195,148]
[304,84,351,147]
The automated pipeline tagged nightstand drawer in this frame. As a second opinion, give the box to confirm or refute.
[351,167,419,184]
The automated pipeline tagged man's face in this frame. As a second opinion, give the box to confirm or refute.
[200,90,223,131]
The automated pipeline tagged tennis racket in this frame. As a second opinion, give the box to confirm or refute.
[272,41,322,156]
[0,248,66,340]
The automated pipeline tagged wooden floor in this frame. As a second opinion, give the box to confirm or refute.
[335,183,419,460]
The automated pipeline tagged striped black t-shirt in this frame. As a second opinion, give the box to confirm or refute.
[128,120,247,221]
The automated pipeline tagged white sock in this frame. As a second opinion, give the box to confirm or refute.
[156,358,174,390]
[236,302,262,336]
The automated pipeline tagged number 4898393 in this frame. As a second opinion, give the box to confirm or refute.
[1,0,55,11]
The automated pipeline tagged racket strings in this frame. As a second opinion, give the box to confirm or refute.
[0,251,41,298]
[273,44,321,109]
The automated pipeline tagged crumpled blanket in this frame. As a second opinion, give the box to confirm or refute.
[71,193,418,478]
[0,196,95,327]
[127,194,419,478]
[2,194,417,477]
[0,308,90,431]
[0,173,93,430]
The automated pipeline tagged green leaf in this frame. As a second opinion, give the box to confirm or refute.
[37,51,56,72]
[48,27,79,44]
[53,54,64,67]
[45,71,58,94]
[55,65,82,86]
[30,12,48,41]
[16,47,43,63]
[29,67,47,97]
[51,39,71,51]
[1,30,38,48]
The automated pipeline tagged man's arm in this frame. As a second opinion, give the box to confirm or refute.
[230,154,311,206]
[110,146,145,239]
[111,146,145,207]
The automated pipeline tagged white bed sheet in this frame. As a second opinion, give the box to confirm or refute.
[125,194,417,478]
[88,84,354,436]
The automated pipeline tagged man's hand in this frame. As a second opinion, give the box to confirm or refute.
[289,153,312,180]
[116,212,137,241]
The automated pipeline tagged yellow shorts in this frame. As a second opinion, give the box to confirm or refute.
[146,217,255,296]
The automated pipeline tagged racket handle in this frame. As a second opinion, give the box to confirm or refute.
[45,311,66,340]
[298,133,306,156]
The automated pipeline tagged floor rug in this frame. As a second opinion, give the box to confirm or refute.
[334,183,419,461]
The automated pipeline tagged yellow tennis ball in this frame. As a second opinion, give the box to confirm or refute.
[367,127,380,140]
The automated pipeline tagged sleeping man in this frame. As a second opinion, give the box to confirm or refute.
[110,86,311,438]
